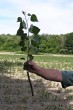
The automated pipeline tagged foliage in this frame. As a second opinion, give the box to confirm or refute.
[17,11,40,60]
[0,34,20,51]
[64,33,73,54]
[38,34,62,53]
[0,32,73,54]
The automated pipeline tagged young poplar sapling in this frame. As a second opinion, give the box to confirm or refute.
[16,11,40,96]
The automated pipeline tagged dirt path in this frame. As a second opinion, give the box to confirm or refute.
[0,52,16,55]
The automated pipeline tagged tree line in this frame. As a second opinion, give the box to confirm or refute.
[0,32,73,54]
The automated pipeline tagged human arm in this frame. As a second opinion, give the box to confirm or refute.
[23,61,62,82]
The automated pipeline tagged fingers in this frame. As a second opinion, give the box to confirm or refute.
[23,61,39,74]
[23,61,37,71]
[23,61,32,70]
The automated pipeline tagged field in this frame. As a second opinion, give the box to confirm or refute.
[0,52,73,110]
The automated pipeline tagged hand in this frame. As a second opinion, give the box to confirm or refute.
[23,61,39,73]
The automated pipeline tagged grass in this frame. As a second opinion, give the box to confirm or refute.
[34,54,73,70]
[0,53,73,110]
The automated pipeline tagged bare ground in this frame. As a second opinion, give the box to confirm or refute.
[0,52,73,110]
[0,68,73,110]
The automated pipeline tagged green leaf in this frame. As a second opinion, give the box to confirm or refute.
[29,25,40,35]
[19,40,25,47]
[29,45,38,54]
[32,46,38,54]
[27,13,31,16]
[20,57,25,60]
[34,35,40,43]
[28,54,34,61]
[17,17,22,22]
[31,14,38,22]
[17,28,24,36]
[29,24,33,33]
[31,40,37,46]
[21,33,27,41]
[22,11,26,15]
[20,22,23,29]
[21,47,27,51]
[20,20,27,29]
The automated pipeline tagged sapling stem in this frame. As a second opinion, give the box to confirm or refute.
[17,11,40,96]
[24,12,34,96]
[27,28,34,96]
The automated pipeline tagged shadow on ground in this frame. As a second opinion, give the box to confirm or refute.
[0,74,73,110]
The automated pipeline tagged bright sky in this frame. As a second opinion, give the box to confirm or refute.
[0,0,73,35]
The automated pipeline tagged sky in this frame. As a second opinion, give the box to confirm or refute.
[0,0,73,35]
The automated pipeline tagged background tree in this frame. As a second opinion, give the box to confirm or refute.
[64,33,73,54]
[0,32,73,54]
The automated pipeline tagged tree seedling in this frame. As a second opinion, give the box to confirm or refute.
[17,11,40,96]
